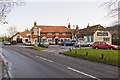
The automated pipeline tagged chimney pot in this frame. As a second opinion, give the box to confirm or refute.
[76,25,78,30]
[68,23,70,29]
[87,23,89,28]
[34,21,37,26]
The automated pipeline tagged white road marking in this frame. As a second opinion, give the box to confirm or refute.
[47,59,53,63]
[36,56,54,63]
[36,56,39,57]
[68,67,100,80]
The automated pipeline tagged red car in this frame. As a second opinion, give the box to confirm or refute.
[92,42,118,50]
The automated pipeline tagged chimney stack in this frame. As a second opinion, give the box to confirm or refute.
[87,23,90,28]
[76,25,78,31]
[34,21,37,27]
[68,23,70,29]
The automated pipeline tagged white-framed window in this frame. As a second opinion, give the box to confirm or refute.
[103,37,110,41]
[62,33,66,36]
[64,39,67,41]
[55,33,59,36]
[48,39,52,42]
[61,39,63,42]
[68,39,70,41]
[48,33,52,36]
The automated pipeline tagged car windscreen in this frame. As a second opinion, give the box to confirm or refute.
[26,41,31,43]
[106,42,111,45]
[5,41,9,43]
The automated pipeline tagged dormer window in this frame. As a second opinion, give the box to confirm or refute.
[62,33,66,36]
[55,33,59,36]
[48,33,52,36]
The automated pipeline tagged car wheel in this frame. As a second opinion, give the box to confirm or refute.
[109,47,114,50]
[95,47,98,49]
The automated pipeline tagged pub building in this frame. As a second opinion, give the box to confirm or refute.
[77,24,112,44]
[30,21,73,45]
[29,21,112,45]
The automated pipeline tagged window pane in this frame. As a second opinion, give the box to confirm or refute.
[48,33,51,36]
[103,43,107,45]
[56,33,59,35]
[62,33,66,36]
[94,43,97,45]
[98,43,102,45]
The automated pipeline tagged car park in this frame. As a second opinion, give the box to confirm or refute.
[4,41,11,45]
[92,42,118,50]
[61,41,75,46]
[38,42,49,48]
[74,41,90,47]
[25,41,31,46]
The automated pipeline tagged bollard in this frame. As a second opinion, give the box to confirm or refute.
[72,47,73,50]
[76,47,77,49]
[86,52,88,56]
[69,48,72,51]
[79,45,81,49]
[75,51,77,54]
[101,54,104,59]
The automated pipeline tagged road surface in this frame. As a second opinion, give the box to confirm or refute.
[1,45,119,79]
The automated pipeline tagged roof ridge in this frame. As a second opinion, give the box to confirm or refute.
[37,25,66,27]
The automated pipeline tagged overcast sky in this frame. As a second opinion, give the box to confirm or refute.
[0,0,116,36]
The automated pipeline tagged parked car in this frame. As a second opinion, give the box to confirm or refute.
[25,41,31,46]
[74,41,90,47]
[92,42,118,50]
[38,42,49,48]
[61,41,75,46]
[4,41,11,45]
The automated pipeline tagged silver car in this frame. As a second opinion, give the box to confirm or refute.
[74,41,90,47]
[25,41,31,46]
[4,41,11,45]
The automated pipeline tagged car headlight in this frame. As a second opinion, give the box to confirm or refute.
[115,46,118,48]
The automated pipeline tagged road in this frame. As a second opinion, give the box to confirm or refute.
[1,45,119,79]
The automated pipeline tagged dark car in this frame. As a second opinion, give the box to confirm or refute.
[4,41,11,45]
[61,41,75,46]
[92,42,118,50]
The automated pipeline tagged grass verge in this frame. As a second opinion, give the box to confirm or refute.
[117,45,120,49]
[64,49,119,67]
[27,47,46,50]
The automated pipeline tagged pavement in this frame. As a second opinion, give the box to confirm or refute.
[0,55,2,80]
[43,45,92,54]
[0,42,2,79]
[1,45,119,79]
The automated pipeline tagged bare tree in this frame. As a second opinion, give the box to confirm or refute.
[7,26,18,37]
[0,0,24,24]
[100,0,119,17]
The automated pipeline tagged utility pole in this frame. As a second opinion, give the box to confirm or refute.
[4,33,6,41]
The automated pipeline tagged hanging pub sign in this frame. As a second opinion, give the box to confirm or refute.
[33,26,38,36]
[97,32,108,36]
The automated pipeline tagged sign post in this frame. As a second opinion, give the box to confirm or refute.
[33,26,38,47]
[38,28,42,47]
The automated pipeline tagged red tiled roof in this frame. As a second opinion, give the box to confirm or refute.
[78,24,107,36]
[32,33,72,38]
[58,34,72,38]
[21,29,30,38]
[31,25,71,33]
